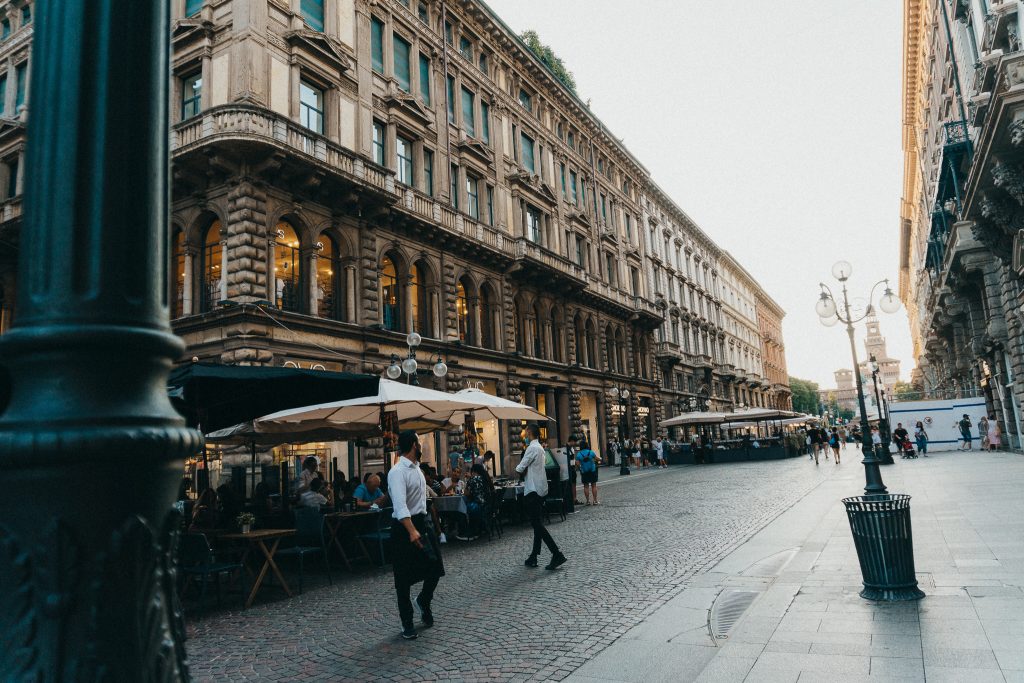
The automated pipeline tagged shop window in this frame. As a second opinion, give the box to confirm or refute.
[201,221,222,312]
[380,255,401,331]
[274,222,301,312]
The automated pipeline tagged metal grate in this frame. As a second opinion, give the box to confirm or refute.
[741,548,799,577]
[709,590,762,640]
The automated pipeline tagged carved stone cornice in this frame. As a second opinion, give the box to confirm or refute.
[991,159,1024,207]
[283,29,354,74]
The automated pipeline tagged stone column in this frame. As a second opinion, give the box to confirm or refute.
[345,263,357,323]
[359,230,378,325]
[225,179,268,302]
[182,245,196,315]
[0,1,199,678]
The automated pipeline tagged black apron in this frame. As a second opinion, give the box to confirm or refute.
[391,513,445,585]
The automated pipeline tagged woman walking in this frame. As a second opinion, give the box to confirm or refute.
[829,429,841,464]
[980,416,990,450]
[914,421,929,457]
[987,416,1002,451]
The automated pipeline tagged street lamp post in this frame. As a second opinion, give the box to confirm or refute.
[870,355,893,464]
[386,332,447,385]
[815,261,902,496]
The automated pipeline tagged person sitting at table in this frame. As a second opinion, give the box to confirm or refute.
[353,474,388,509]
[298,478,329,508]
[462,463,495,538]
[297,456,319,494]
[441,469,463,495]
[189,488,219,532]
[420,464,444,496]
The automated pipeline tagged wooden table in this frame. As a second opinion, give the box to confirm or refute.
[323,511,377,570]
[219,529,295,609]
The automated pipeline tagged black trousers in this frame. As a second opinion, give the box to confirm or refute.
[395,574,439,629]
[392,514,443,629]
[563,480,574,514]
[524,492,560,558]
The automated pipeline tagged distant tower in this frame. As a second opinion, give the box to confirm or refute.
[864,314,888,361]
[835,369,854,391]
[859,314,901,394]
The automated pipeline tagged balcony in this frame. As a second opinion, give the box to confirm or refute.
[715,363,736,379]
[655,341,682,361]
[511,238,587,289]
[583,279,664,328]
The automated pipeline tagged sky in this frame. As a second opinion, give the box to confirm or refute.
[486,0,911,390]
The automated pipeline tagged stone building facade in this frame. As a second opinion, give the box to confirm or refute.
[900,0,1024,448]
[0,0,788,473]
[755,290,791,410]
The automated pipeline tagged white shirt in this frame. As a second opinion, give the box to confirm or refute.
[388,455,427,520]
[516,439,549,497]
[871,432,882,445]
[298,491,327,508]
[654,439,664,456]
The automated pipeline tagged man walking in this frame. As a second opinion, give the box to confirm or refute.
[388,430,445,640]
[517,423,568,570]
[958,414,973,450]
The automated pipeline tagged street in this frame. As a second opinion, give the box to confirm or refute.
[185,459,838,681]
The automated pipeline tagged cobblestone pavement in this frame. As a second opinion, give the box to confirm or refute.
[186,457,841,681]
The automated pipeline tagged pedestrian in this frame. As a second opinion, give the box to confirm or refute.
[892,423,909,452]
[655,436,667,468]
[517,423,568,570]
[958,414,973,450]
[552,442,572,516]
[871,427,882,457]
[914,421,929,457]
[567,437,583,506]
[577,440,600,505]
[838,426,848,450]
[829,429,841,464]
[387,430,445,640]
[979,416,990,450]
[987,415,1001,451]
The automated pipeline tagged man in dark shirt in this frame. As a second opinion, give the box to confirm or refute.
[892,423,910,450]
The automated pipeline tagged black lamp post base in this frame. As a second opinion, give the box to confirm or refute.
[859,584,926,602]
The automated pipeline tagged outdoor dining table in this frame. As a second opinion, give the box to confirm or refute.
[501,485,525,501]
[219,528,295,609]
[323,510,377,570]
[431,494,468,516]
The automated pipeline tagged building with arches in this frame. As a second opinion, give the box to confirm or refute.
[0,0,787,473]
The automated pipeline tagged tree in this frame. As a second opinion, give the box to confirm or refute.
[789,377,820,414]
[893,381,921,402]
[520,30,578,94]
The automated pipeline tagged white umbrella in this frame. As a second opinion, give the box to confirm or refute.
[423,388,552,424]
[660,411,730,427]
[255,378,483,433]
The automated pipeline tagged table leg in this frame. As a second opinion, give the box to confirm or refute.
[259,538,291,597]
[326,519,353,571]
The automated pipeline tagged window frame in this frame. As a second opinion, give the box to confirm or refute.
[393,33,412,92]
[396,134,414,186]
[526,205,542,243]
[372,120,386,166]
[180,71,202,120]
[466,174,480,220]
[418,53,431,105]
[370,16,385,74]
[460,86,475,137]
[423,148,435,196]
[299,79,325,134]
[520,132,535,174]
[300,0,324,31]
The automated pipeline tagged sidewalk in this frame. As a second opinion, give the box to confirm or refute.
[568,449,1024,682]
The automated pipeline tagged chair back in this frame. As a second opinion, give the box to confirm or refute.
[181,533,213,568]
[293,506,325,546]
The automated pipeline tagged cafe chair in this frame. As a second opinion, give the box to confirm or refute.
[357,506,393,566]
[277,507,332,594]
[543,491,566,524]
[179,532,244,608]
[484,498,503,540]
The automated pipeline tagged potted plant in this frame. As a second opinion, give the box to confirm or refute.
[236,512,255,534]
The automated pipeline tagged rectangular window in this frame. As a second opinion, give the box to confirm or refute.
[600,194,607,222]
[20,5,30,24]
[5,158,17,199]
[299,80,324,133]
[560,164,567,199]
[480,101,490,144]
[625,214,633,240]
[575,236,584,266]
[631,267,640,295]
[606,254,616,286]
[466,176,479,219]
[300,0,324,31]
[423,148,434,196]
[518,89,532,112]
[520,133,535,173]
[418,54,431,105]
[486,185,494,225]
[14,63,26,110]
[526,206,541,243]
[459,36,473,60]
[569,171,578,205]
[396,135,413,186]
[181,72,202,120]
[393,34,411,92]
[0,74,6,117]
[185,0,203,17]
[461,87,475,137]
[370,17,385,74]
[417,3,429,24]
[567,130,575,149]
[444,21,454,46]
[450,164,459,209]
[478,53,488,73]
[446,75,455,123]
[372,121,385,165]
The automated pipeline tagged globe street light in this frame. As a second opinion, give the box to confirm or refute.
[815,266,902,496]
[869,355,893,463]
[386,331,447,385]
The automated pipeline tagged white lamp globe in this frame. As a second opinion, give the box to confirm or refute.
[609,386,620,398]
[819,314,839,328]
[879,287,902,314]
[622,389,631,399]
[815,293,837,319]
[432,360,448,377]
[401,357,418,375]
[386,363,402,380]
[406,331,422,348]
[831,261,853,281]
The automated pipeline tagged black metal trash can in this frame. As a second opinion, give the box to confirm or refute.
[843,494,925,602]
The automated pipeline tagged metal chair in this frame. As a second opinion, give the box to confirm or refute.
[276,507,332,594]
[356,506,393,565]
[179,532,243,608]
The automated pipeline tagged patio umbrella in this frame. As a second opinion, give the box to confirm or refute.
[424,388,553,424]
[255,379,484,433]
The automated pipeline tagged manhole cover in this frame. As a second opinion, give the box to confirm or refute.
[709,589,762,640]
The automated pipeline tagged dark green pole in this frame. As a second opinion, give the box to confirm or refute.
[0,1,200,679]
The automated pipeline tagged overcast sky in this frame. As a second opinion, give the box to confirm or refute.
[487,0,910,389]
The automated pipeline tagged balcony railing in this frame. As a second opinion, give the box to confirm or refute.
[514,238,587,283]
[0,195,22,223]
[655,341,682,359]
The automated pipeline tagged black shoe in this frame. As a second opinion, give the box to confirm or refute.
[545,553,567,570]
[401,626,418,640]
[415,594,434,627]
[524,556,538,568]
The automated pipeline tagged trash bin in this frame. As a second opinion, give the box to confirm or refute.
[843,494,925,601]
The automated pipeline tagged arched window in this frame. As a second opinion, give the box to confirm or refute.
[532,301,544,358]
[410,261,431,336]
[201,220,222,312]
[605,325,616,373]
[551,307,563,363]
[574,314,586,366]
[316,234,343,320]
[479,284,497,349]
[513,298,525,354]
[274,222,301,312]
[585,318,597,369]
[171,228,185,319]
[456,279,469,343]
[615,328,626,374]
[380,255,401,331]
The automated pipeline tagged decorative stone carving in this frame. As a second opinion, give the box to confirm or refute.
[991,160,1024,207]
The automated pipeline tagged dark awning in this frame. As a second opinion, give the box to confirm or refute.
[168,363,380,432]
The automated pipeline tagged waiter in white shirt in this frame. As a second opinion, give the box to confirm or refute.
[388,430,445,640]
[516,423,567,570]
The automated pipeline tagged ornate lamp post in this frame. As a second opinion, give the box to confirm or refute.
[609,384,631,440]
[386,332,447,385]
[869,355,894,464]
[0,1,200,676]
[815,261,901,494]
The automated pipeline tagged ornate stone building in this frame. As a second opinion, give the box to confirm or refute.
[755,291,791,410]
[0,0,788,473]
[900,0,1023,447]
[0,0,28,335]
